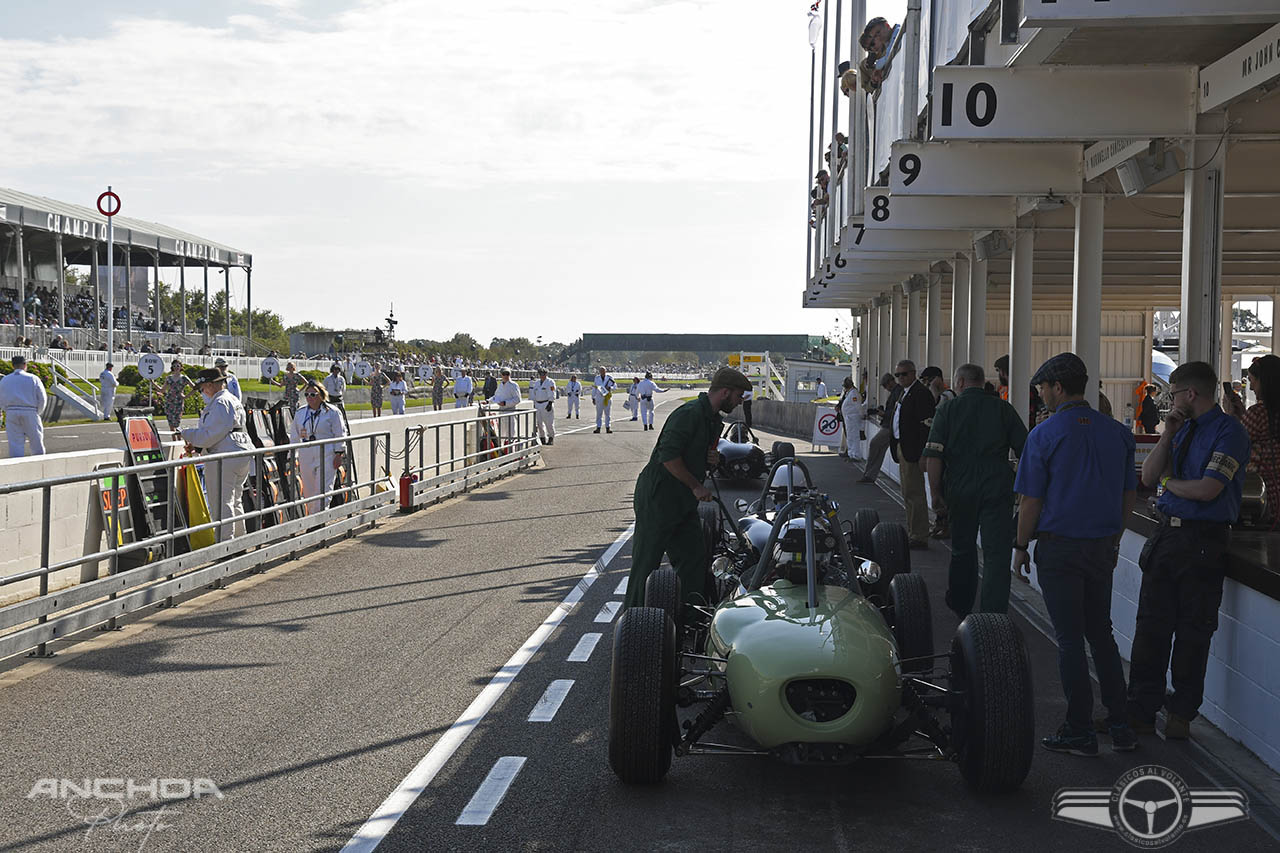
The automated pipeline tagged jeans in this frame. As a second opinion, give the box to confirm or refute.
[1035,535,1128,730]
[1127,525,1228,722]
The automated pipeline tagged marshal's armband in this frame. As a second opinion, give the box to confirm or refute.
[1206,451,1241,480]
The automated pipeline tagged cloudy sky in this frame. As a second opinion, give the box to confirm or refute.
[1,0,902,344]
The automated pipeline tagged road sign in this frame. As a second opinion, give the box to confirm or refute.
[96,190,121,217]
[260,356,281,379]
[354,360,373,379]
[930,66,1195,141]
[812,407,843,449]
[137,353,165,380]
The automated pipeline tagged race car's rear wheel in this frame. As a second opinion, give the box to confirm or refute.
[868,521,910,600]
[771,441,795,460]
[948,614,1035,793]
[609,607,677,784]
[644,567,681,628]
[889,573,933,674]
[850,508,879,558]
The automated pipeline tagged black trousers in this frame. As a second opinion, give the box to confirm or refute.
[1127,524,1229,722]
[742,400,752,430]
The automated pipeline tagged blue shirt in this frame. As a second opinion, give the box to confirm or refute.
[1156,405,1250,523]
[1014,400,1137,538]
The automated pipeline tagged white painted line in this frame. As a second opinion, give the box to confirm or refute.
[594,601,622,623]
[566,633,602,662]
[527,679,575,722]
[558,398,675,436]
[342,523,635,852]
[455,756,526,826]
[613,577,628,595]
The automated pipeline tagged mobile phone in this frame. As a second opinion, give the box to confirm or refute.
[1222,381,1234,399]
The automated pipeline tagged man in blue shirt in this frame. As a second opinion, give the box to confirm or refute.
[1013,353,1137,756]
[1129,361,1250,740]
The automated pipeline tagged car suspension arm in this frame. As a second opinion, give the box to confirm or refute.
[675,686,731,755]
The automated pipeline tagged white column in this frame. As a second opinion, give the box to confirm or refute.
[951,256,970,375]
[905,284,921,364]
[969,254,988,366]
[855,308,868,387]
[1009,226,1034,426]
[1180,113,1227,366]
[1222,297,1235,384]
[926,273,942,368]
[1273,292,1280,359]
[1073,187,1105,409]
[879,295,893,381]
[891,285,905,367]
[867,304,880,390]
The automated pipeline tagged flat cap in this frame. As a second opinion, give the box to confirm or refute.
[710,366,753,393]
[213,357,228,366]
[1031,352,1088,387]
[194,367,224,384]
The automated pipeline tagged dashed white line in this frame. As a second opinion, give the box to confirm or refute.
[527,679,575,722]
[613,577,628,595]
[566,632,602,662]
[455,756,526,826]
[594,601,622,623]
[342,523,635,852]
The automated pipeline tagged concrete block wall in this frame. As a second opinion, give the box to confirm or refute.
[0,404,531,608]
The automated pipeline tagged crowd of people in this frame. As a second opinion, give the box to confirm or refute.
[836,348,1275,754]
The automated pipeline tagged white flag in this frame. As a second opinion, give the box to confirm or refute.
[808,1,822,50]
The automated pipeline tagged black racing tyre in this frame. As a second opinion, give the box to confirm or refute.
[608,607,677,783]
[948,614,1035,793]
[868,521,910,600]
[644,568,681,629]
[889,574,933,674]
[771,441,795,460]
[850,508,880,558]
[698,502,721,560]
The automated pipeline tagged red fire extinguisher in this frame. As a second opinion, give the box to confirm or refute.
[399,473,418,511]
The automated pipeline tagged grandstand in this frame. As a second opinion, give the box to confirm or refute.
[0,186,253,352]
[563,333,833,369]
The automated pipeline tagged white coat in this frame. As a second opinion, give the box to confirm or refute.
[182,389,254,540]
[289,402,347,514]
[0,368,48,456]
[99,368,118,419]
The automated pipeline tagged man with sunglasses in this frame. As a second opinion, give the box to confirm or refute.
[889,360,936,547]
[1127,361,1249,740]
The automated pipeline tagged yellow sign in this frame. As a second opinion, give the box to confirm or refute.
[728,354,741,366]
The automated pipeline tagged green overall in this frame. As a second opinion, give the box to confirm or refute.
[624,393,722,610]
[922,388,1028,617]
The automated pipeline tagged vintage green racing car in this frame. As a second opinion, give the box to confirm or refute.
[609,456,1036,793]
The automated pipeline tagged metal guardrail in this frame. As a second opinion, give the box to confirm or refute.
[0,410,542,661]
[401,407,540,509]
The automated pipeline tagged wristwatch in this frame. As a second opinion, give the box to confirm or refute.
[1013,543,1028,552]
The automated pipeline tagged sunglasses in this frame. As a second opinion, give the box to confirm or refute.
[894,371,913,377]
[305,391,321,398]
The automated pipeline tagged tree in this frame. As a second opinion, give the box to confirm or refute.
[1234,306,1270,332]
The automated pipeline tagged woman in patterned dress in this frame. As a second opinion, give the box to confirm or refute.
[161,359,195,433]
[369,363,386,417]
[431,366,446,411]
[1228,354,1280,525]
[273,362,306,412]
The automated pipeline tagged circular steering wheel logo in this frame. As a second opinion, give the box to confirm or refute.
[1109,765,1192,848]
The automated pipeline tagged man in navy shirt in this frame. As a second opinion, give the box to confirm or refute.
[1130,361,1249,739]
[1014,353,1138,755]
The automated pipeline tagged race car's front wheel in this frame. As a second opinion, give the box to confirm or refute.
[644,567,681,628]
[609,607,677,784]
[850,508,879,558]
[889,573,933,673]
[948,614,1035,793]
[866,521,910,600]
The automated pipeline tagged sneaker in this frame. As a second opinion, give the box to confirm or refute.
[1109,723,1139,752]
[1162,713,1191,740]
[1041,724,1098,756]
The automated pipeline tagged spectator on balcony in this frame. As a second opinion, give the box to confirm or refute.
[838,60,858,97]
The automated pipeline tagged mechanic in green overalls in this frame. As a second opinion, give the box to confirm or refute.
[623,367,753,610]
[922,362,1028,618]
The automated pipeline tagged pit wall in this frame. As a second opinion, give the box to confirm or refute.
[0,404,521,607]
[750,396,1280,774]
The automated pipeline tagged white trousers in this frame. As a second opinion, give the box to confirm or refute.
[454,396,469,409]
[595,402,611,428]
[205,456,251,542]
[566,395,580,417]
[629,396,639,419]
[390,395,405,415]
[5,409,45,456]
[100,390,115,420]
[535,404,555,442]
[640,398,655,426]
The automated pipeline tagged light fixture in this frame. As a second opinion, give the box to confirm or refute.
[1115,141,1178,197]
[1033,193,1066,213]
